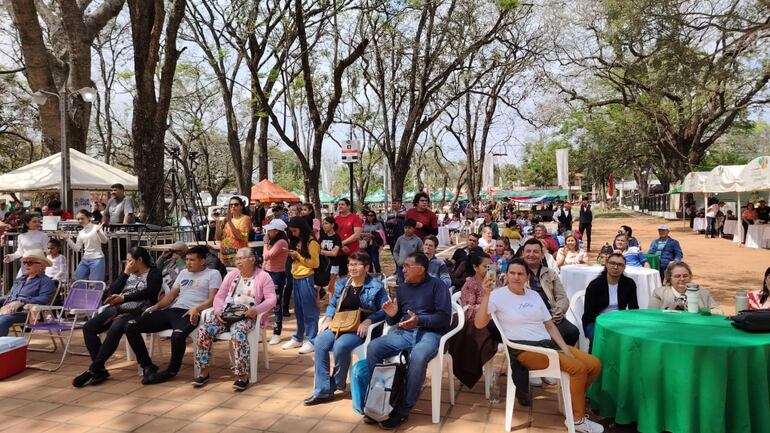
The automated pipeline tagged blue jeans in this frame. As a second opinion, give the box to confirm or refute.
[267,271,287,335]
[395,266,404,286]
[0,312,27,337]
[366,245,381,274]
[74,257,106,282]
[706,216,716,236]
[292,275,319,343]
[313,329,364,397]
[366,328,442,416]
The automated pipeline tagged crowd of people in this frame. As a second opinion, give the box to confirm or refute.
[2,191,770,432]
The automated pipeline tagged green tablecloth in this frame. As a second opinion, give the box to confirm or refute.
[644,254,660,270]
[588,310,770,433]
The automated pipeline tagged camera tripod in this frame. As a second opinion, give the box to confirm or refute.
[138,147,209,243]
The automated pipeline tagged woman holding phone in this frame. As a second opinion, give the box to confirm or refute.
[216,196,252,267]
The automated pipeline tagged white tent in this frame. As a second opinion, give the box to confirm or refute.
[737,156,770,191]
[703,165,744,193]
[682,171,710,193]
[0,149,138,192]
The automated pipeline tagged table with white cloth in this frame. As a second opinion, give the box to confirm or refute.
[437,226,451,246]
[559,264,662,309]
[722,220,738,236]
[692,217,706,232]
[745,224,770,249]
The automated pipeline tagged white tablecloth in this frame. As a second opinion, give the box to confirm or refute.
[559,265,662,309]
[437,226,451,246]
[693,217,706,232]
[722,220,738,236]
[745,224,770,249]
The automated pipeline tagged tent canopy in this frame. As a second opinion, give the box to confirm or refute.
[738,156,770,191]
[365,189,386,204]
[682,171,709,193]
[250,179,300,203]
[0,149,138,192]
[429,188,455,202]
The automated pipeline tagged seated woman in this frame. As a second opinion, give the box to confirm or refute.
[619,225,640,248]
[749,267,770,310]
[555,232,587,267]
[474,258,604,433]
[612,233,648,267]
[305,251,387,405]
[73,246,162,387]
[193,248,276,390]
[582,253,638,342]
[648,261,718,311]
[596,243,614,265]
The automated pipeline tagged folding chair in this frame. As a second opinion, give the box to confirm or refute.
[24,280,106,371]
[11,281,63,344]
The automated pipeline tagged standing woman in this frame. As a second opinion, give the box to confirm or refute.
[555,232,587,267]
[58,210,108,282]
[301,203,321,239]
[281,217,321,354]
[741,203,757,244]
[318,216,342,301]
[262,219,290,345]
[4,213,49,274]
[361,211,385,275]
[216,196,252,267]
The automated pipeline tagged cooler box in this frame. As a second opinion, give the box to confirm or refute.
[0,337,27,379]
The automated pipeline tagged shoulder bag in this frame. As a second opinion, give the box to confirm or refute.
[330,278,371,336]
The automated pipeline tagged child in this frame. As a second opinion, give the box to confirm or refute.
[495,248,515,286]
[393,219,423,285]
[45,239,67,286]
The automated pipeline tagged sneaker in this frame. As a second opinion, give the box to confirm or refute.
[571,417,605,433]
[380,413,408,430]
[72,370,94,388]
[362,415,378,424]
[191,374,210,387]
[530,377,543,387]
[90,369,110,386]
[147,369,177,385]
[141,364,159,385]
[269,334,282,345]
[298,341,314,354]
[281,338,302,350]
[232,378,249,391]
[543,377,557,385]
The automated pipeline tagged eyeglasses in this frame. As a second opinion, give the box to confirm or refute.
[21,260,38,265]
[606,261,626,268]
[234,256,253,262]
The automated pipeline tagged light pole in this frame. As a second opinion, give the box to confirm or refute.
[31,87,96,212]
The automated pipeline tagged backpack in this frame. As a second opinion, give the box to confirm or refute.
[364,351,409,422]
[730,309,770,333]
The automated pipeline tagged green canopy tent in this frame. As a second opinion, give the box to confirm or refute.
[403,191,416,202]
[364,188,386,204]
[319,190,335,204]
[667,184,683,195]
[430,188,455,202]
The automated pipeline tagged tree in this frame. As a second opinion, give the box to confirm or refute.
[127,0,187,224]
[7,0,125,154]
[518,139,570,187]
[553,0,770,181]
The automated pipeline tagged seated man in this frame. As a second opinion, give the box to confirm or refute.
[365,252,451,429]
[156,241,188,300]
[125,245,221,384]
[0,250,55,336]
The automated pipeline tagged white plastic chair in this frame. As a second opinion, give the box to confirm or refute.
[317,316,384,362]
[381,290,465,423]
[490,311,575,433]
[567,290,589,352]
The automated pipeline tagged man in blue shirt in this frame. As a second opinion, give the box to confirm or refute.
[0,250,55,336]
[365,252,451,429]
[647,225,683,278]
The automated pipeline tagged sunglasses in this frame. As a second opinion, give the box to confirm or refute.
[21,260,39,265]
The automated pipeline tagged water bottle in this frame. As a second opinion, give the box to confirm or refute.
[489,368,500,404]
[686,283,700,313]
[735,288,749,313]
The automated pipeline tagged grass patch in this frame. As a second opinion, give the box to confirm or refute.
[594,211,633,218]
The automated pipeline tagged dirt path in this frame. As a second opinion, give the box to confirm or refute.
[589,213,770,313]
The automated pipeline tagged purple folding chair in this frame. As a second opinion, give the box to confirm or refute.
[24,280,106,371]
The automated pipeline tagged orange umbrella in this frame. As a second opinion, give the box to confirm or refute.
[250,179,301,203]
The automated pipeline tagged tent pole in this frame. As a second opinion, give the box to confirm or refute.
[736,194,743,245]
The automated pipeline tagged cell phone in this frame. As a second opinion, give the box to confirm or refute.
[486,264,496,279]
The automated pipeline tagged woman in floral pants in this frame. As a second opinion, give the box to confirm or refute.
[193,248,276,390]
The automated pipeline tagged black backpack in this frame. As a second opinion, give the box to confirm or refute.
[730,309,770,333]
[364,351,409,422]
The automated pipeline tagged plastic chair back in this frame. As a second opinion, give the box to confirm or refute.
[567,290,588,352]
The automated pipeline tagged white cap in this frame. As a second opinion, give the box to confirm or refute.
[658,224,670,231]
[263,219,287,232]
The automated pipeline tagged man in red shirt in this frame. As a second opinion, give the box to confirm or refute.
[405,192,438,240]
[46,199,73,221]
[534,224,559,255]
[334,198,363,276]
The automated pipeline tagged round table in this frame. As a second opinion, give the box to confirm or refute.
[588,310,770,433]
[559,265,662,308]
[722,220,738,236]
[745,224,770,249]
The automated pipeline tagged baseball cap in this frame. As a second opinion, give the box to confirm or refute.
[658,225,669,231]
[263,219,287,232]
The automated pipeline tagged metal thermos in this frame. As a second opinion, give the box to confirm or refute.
[735,288,749,313]
[686,283,701,313]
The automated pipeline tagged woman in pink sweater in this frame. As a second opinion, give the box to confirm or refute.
[193,247,276,390]
[261,219,290,345]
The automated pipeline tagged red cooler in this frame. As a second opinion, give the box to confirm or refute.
[0,337,27,379]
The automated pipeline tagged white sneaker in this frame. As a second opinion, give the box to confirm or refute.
[530,377,543,387]
[543,377,557,385]
[571,417,604,433]
[269,335,282,345]
[298,341,314,354]
[281,338,302,350]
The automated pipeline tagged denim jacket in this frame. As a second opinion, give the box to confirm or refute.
[1,274,55,306]
[325,276,388,323]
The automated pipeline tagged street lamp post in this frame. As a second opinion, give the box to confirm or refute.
[32,87,96,212]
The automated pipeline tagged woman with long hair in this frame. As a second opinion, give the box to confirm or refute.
[281,217,321,354]
[749,267,770,310]
[5,213,49,274]
[459,252,493,321]
[216,196,252,267]
[555,232,587,267]
[361,210,385,275]
[301,203,321,239]
[57,210,108,281]
[318,216,342,300]
[262,219,290,345]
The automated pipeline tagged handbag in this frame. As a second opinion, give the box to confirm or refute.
[730,309,770,333]
[330,279,370,336]
[116,281,151,316]
[220,276,252,324]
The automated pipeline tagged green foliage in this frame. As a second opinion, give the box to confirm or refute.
[518,140,570,187]
[496,0,519,11]
[269,146,306,193]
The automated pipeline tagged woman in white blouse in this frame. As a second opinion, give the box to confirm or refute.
[59,209,108,282]
[3,213,49,276]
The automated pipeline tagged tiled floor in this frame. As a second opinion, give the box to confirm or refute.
[1,317,640,433]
